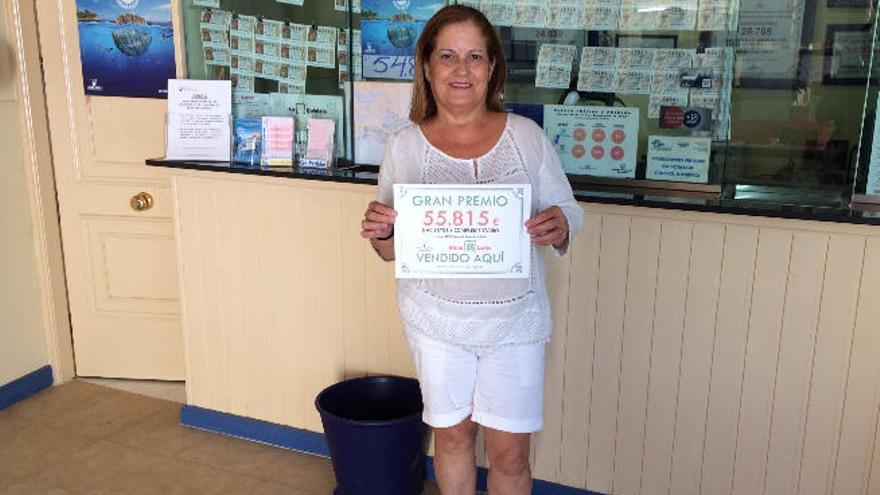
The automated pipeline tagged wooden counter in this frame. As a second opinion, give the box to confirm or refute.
[170,169,880,495]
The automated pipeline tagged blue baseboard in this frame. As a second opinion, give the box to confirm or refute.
[181,404,603,495]
[181,405,330,456]
[0,365,53,410]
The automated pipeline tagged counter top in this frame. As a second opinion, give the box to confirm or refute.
[146,158,380,185]
[147,158,880,226]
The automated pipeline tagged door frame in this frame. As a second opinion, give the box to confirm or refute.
[7,0,75,383]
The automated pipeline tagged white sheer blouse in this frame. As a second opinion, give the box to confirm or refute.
[377,113,584,347]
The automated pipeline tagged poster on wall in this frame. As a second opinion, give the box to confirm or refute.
[361,0,445,80]
[543,105,639,179]
[353,81,412,165]
[76,0,176,98]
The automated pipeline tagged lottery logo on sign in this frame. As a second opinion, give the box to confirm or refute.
[683,110,702,128]
[592,128,606,142]
[572,144,586,158]
[660,106,713,131]
[611,146,624,160]
[611,129,626,144]
[662,106,685,128]
[573,127,587,141]
[591,145,604,159]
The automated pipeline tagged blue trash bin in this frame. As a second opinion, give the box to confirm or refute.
[316,375,428,495]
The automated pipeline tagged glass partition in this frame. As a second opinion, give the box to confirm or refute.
[180,0,358,162]
[178,0,880,208]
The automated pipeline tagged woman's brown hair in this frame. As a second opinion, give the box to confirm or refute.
[409,5,507,123]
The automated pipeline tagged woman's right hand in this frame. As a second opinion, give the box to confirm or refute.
[360,201,397,240]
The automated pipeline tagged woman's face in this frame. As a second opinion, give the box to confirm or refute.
[424,20,494,116]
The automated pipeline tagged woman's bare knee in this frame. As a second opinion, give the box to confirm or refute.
[434,417,479,454]
[485,429,531,477]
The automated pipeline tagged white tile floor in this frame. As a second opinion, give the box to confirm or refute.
[79,378,187,403]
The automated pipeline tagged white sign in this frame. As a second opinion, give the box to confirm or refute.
[165,79,232,161]
[646,136,711,183]
[394,184,532,279]
[544,105,639,178]
[736,0,805,80]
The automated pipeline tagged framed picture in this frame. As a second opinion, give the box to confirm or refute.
[616,34,677,49]
[823,23,874,85]
[735,0,817,89]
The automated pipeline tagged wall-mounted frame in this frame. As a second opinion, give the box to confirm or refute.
[615,34,677,49]
[736,0,818,89]
[823,23,874,85]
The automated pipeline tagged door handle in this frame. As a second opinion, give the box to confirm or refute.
[130,192,154,212]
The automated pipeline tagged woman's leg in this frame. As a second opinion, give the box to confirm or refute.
[484,427,532,495]
[434,416,479,495]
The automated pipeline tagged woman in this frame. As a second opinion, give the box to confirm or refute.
[360,6,583,494]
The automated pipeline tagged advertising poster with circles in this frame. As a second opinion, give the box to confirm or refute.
[543,105,639,178]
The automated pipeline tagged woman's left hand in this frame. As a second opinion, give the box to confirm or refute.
[525,206,569,248]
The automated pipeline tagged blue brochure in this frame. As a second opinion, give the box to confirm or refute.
[233,118,262,165]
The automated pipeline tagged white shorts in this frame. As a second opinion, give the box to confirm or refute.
[404,329,546,434]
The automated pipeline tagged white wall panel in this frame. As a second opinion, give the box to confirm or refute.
[173,177,880,494]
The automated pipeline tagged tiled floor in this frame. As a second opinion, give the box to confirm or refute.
[79,378,187,404]
[0,380,446,494]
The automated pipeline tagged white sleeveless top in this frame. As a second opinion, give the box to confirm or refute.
[377,114,583,347]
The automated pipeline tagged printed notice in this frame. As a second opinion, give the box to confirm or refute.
[646,136,711,183]
[544,105,639,178]
[165,79,231,161]
[394,184,532,279]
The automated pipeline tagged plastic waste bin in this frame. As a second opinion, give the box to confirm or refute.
[316,375,427,495]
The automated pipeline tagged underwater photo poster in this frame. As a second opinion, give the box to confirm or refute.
[361,0,445,80]
[76,0,176,98]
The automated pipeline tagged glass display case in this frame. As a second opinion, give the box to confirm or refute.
[180,0,359,163]
[178,0,880,208]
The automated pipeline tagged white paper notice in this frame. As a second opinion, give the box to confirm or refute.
[394,184,532,279]
[166,79,231,161]
[544,105,639,178]
[646,136,711,183]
